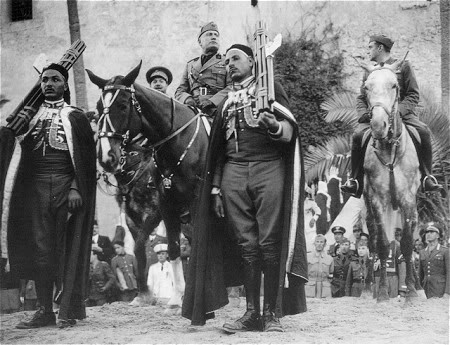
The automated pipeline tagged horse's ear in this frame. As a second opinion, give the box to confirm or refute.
[352,56,377,74]
[86,69,108,89]
[122,61,142,87]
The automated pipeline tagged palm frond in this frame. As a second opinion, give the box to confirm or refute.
[322,91,358,128]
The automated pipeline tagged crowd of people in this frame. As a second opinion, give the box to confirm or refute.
[0,17,448,335]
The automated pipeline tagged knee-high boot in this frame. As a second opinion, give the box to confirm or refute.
[222,261,262,333]
[341,132,366,197]
[262,263,284,332]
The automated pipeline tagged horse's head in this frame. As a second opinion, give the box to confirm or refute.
[364,67,399,140]
[86,62,143,173]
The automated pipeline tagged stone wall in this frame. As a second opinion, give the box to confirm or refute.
[0,0,442,237]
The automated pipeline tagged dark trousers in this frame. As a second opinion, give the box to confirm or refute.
[30,173,72,310]
[221,160,285,265]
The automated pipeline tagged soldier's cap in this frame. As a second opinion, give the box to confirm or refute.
[425,223,441,236]
[226,44,254,59]
[198,21,219,39]
[359,232,369,239]
[146,66,173,85]
[42,63,69,81]
[331,225,346,234]
[154,243,168,253]
[353,226,362,232]
[369,34,394,50]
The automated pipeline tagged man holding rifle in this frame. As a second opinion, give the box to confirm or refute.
[3,63,96,329]
[192,43,307,333]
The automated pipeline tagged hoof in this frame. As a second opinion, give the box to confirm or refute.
[128,296,144,307]
[163,307,181,316]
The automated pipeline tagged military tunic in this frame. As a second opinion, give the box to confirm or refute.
[419,244,449,298]
[175,53,231,108]
[345,257,372,297]
[331,252,351,297]
[306,250,333,298]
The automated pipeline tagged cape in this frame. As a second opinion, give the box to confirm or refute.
[1,105,96,320]
[182,81,307,326]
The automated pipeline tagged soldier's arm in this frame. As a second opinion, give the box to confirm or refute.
[398,61,420,117]
[175,63,193,104]
[356,72,370,122]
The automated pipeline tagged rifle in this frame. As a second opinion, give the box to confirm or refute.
[6,40,86,135]
[253,20,282,115]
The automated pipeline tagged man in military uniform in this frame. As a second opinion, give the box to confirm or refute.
[330,237,351,297]
[4,63,97,329]
[419,223,449,298]
[328,226,346,257]
[175,22,231,116]
[146,66,172,94]
[202,44,306,333]
[341,34,444,197]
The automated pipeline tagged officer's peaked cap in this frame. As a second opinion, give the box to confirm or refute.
[146,66,173,85]
[331,225,346,234]
[154,243,169,253]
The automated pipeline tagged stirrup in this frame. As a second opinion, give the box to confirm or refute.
[341,178,359,196]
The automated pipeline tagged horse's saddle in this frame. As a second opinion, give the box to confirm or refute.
[361,124,421,149]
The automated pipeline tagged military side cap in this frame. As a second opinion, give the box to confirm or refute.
[146,66,172,85]
[369,34,394,50]
[331,226,346,234]
[42,63,69,81]
[360,232,369,239]
[198,21,219,39]
[154,243,168,253]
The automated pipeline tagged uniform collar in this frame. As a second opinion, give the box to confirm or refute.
[233,75,255,90]
[44,99,65,108]
[426,243,440,252]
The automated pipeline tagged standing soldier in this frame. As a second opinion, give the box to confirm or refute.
[4,63,97,328]
[146,66,172,94]
[175,22,231,116]
[419,223,449,298]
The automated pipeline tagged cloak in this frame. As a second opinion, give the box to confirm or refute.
[1,105,96,320]
[182,82,307,326]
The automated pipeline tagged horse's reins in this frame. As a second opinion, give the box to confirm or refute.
[98,83,202,190]
[368,81,401,210]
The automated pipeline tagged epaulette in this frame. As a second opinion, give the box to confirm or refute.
[188,57,200,63]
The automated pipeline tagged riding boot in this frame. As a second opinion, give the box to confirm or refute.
[222,261,262,333]
[414,130,446,197]
[262,263,284,332]
[341,132,365,197]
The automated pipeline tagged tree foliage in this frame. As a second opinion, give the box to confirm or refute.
[274,23,351,150]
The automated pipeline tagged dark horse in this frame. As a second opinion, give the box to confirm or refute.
[87,62,209,309]
[361,58,420,302]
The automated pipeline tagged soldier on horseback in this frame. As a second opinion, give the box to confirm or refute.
[341,34,444,197]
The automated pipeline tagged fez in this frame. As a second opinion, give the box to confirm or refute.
[369,34,394,50]
[146,66,173,85]
[331,226,346,234]
[154,243,168,253]
[42,63,69,81]
[226,44,254,59]
[198,21,219,39]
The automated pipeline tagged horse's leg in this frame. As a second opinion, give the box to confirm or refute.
[372,203,390,302]
[400,209,418,302]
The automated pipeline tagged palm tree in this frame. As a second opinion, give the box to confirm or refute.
[440,0,450,117]
[308,86,450,237]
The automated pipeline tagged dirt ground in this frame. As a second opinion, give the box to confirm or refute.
[1,291,448,344]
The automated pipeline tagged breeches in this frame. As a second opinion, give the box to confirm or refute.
[29,173,72,277]
[221,160,285,264]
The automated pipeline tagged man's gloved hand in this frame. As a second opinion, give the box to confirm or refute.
[199,99,214,111]
[184,97,197,108]
[212,194,225,218]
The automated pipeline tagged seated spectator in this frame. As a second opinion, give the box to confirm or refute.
[147,244,174,303]
[87,250,116,307]
[145,220,168,282]
[306,235,333,298]
[92,220,115,265]
[328,226,346,257]
[111,241,138,302]
[331,238,351,297]
[372,238,403,298]
[345,245,372,297]
[419,223,449,298]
